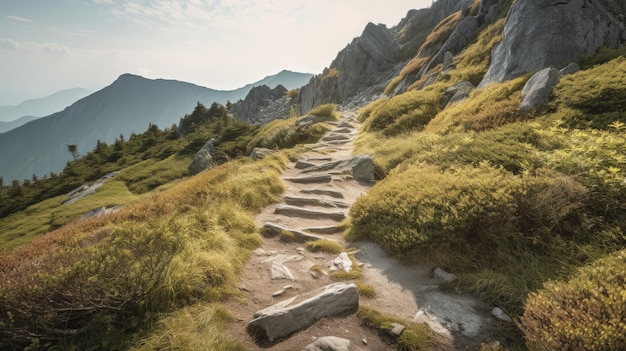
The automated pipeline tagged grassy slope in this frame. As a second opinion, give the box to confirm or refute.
[349,17,626,346]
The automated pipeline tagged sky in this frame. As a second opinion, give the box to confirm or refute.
[0,0,432,104]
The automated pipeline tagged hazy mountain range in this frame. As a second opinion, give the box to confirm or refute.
[0,70,312,181]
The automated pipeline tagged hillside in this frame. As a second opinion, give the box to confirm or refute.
[0,115,39,133]
[0,71,312,182]
[0,0,625,350]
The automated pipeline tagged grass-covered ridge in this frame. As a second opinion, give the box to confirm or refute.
[349,51,626,347]
[0,153,287,350]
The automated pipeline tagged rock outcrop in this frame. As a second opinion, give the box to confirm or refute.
[519,68,562,114]
[296,0,472,112]
[247,282,359,343]
[480,0,626,86]
[229,85,291,124]
[189,138,215,175]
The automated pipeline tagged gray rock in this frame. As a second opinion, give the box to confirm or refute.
[433,267,458,284]
[440,81,474,108]
[80,206,121,219]
[249,147,274,160]
[295,160,317,169]
[263,222,326,243]
[389,323,406,337]
[248,283,359,343]
[65,171,119,205]
[491,307,513,323]
[333,127,353,134]
[284,195,350,208]
[275,205,346,221]
[295,114,326,127]
[302,336,363,351]
[286,174,333,184]
[300,155,375,183]
[480,0,626,86]
[321,134,350,142]
[331,252,352,272]
[519,68,561,114]
[560,62,580,75]
[230,84,289,124]
[189,138,216,175]
[270,262,295,281]
[443,51,455,71]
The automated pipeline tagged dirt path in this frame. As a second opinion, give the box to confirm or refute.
[225,108,510,350]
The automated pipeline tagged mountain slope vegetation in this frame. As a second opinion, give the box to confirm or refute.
[0,0,625,349]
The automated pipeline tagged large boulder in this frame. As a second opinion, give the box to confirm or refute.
[189,138,215,175]
[480,0,626,86]
[247,282,359,343]
[519,68,561,114]
[300,155,375,183]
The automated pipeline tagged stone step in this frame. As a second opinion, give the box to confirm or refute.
[333,127,353,134]
[284,196,350,208]
[285,174,332,184]
[300,189,344,199]
[303,225,343,234]
[295,160,316,169]
[262,222,325,243]
[247,283,358,343]
[300,160,343,173]
[307,157,333,162]
[321,134,350,142]
[327,140,351,145]
[338,122,355,129]
[275,205,346,221]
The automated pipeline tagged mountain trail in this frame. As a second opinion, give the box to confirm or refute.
[225,108,510,350]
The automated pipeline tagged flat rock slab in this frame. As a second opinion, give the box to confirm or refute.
[333,127,353,134]
[275,205,346,221]
[295,160,317,169]
[300,155,374,183]
[300,189,344,199]
[284,196,350,208]
[321,134,351,142]
[286,174,332,184]
[263,222,325,243]
[247,283,359,343]
[307,157,333,162]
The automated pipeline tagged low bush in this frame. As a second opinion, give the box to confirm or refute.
[0,155,286,350]
[358,306,432,350]
[360,90,440,136]
[519,249,626,351]
[246,104,339,153]
[306,239,343,254]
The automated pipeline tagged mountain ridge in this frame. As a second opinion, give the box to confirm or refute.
[0,70,312,181]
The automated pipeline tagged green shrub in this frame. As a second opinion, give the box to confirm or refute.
[355,282,376,298]
[306,239,343,254]
[246,106,336,153]
[357,306,431,350]
[279,230,295,243]
[350,163,523,258]
[360,90,440,136]
[519,249,626,351]
[553,57,626,129]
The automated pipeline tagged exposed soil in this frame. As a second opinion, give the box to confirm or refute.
[224,108,513,350]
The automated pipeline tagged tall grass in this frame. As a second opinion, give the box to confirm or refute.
[0,153,287,350]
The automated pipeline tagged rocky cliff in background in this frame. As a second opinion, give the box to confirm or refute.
[295,0,473,113]
[480,0,626,86]
[290,0,625,114]
[229,84,292,125]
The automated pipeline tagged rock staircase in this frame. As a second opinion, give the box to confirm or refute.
[225,108,513,350]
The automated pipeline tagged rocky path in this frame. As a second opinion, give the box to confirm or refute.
[225,109,511,350]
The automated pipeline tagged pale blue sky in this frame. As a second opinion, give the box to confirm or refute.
[0,0,431,103]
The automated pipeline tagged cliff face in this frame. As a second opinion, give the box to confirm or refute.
[229,85,290,125]
[480,0,626,86]
[251,0,625,122]
[296,0,472,113]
